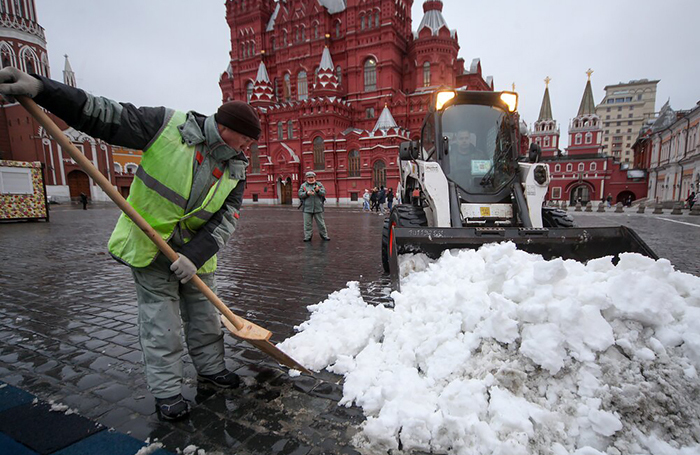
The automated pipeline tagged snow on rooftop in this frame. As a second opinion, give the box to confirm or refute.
[372,106,398,132]
[318,0,346,14]
[280,242,700,454]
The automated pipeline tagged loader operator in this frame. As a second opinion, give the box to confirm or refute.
[449,129,492,191]
[0,67,260,421]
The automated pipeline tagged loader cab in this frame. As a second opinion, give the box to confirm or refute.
[432,91,519,203]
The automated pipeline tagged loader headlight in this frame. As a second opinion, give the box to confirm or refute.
[534,165,548,185]
[435,91,456,110]
[500,92,518,113]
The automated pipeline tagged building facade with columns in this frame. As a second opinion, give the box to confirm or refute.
[219,0,494,205]
[638,100,700,205]
[0,0,141,203]
[531,74,647,205]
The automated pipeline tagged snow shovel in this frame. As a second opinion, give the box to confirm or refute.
[19,96,311,375]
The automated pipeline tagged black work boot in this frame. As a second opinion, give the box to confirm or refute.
[155,394,190,421]
[198,369,241,389]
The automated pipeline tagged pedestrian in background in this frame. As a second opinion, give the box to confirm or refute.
[687,191,696,210]
[0,67,254,421]
[386,188,394,211]
[362,189,371,212]
[79,192,88,210]
[299,171,330,241]
[370,187,378,212]
[606,193,613,208]
[377,186,386,213]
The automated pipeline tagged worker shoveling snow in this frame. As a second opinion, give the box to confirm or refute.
[279,242,700,455]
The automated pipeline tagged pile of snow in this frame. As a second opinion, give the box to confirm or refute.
[279,242,700,455]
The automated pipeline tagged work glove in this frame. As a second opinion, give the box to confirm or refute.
[170,253,197,283]
[0,67,43,102]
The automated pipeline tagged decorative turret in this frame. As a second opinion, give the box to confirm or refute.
[372,105,398,133]
[530,76,560,157]
[410,0,460,90]
[567,69,603,157]
[313,46,340,98]
[416,0,450,36]
[0,0,49,77]
[250,59,274,106]
[63,55,76,87]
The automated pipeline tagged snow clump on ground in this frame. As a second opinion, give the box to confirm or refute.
[279,242,700,455]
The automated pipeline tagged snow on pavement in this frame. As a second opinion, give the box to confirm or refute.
[279,242,700,455]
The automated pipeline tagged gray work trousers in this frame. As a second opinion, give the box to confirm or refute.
[303,211,328,239]
[131,254,225,398]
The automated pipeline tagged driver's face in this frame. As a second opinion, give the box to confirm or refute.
[457,132,471,151]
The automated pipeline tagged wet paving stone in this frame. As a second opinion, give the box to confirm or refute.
[75,373,109,391]
[93,383,133,403]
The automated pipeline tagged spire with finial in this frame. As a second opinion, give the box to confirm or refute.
[372,104,398,133]
[63,54,76,87]
[577,69,596,116]
[250,58,274,106]
[538,76,553,121]
[313,46,340,97]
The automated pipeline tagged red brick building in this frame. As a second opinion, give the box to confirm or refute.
[531,73,647,205]
[219,0,493,205]
[0,0,130,203]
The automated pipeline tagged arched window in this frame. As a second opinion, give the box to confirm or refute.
[590,162,597,171]
[373,160,386,188]
[297,71,308,100]
[575,133,582,145]
[287,120,293,139]
[335,21,341,37]
[566,163,573,172]
[348,150,360,177]
[283,30,288,46]
[375,12,380,27]
[336,65,342,85]
[125,163,138,175]
[423,62,430,87]
[361,15,365,30]
[250,144,260,173]
[544,137,550,147]
[554,164,561,172]
[277,122,284,140]
[271,36,276,50]
[283,73,291,101]
[1,45,14,68]
[314,23,319,39]
[246,81,254,102]
[364,58,377,92]
[301,26,306,42]
[585,132,593,144]
[113,163,123,174]
[313,137,324,170]
[578,163,585,171]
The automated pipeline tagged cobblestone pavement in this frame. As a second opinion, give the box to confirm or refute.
[0,203,697,454]
[0,204,391,455]
[569,208,700,276]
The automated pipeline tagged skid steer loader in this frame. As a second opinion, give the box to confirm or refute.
[382,89,657,289]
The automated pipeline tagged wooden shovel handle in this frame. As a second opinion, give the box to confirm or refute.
[19,96,246,331]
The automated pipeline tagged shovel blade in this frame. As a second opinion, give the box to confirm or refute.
[221,316,312,375]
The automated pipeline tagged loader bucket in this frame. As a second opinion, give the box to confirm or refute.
[388,226,658,290]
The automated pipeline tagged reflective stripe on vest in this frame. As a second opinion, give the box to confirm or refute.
[108,110,240,272]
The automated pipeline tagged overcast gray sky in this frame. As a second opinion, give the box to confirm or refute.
[37,0,700,148]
